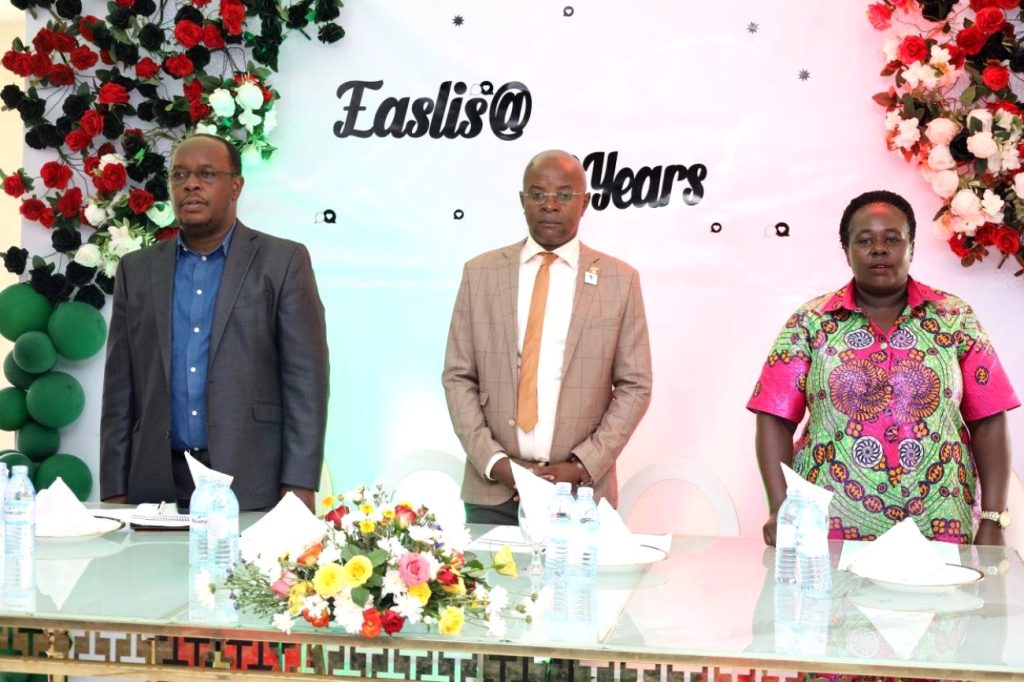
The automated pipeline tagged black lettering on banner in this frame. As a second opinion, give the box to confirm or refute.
[334,80,531,140]
[583,151,707,210]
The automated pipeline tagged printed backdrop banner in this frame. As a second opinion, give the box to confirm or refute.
[25,1,1024,534]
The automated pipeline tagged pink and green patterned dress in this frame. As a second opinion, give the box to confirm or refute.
[747,278,1019,544]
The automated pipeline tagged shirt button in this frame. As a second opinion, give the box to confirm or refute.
[508,418,516,427]
[196,289,203,295]
[193,327,200,333]
[880,342,888,350]
[201,256,207,262]
[191,410,198,416]
[190,367,197,373]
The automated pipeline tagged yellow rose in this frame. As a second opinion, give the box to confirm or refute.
[494,545,518,579]
[340,555,374,587]
[441,577,466,596]
[438,606,465,635]
[312,562,345,597]
[359,520,375,534]
[408,581,431,606]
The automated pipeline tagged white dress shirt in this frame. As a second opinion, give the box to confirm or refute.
[485,235,579,478]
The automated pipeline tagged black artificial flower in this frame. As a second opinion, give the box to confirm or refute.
[110,73,136,92]
[173,5,203,25]
[74,284,106,310]
[1,84,24,109]
[55,0,81,18]
[950,131,974,163]
[919,0,954,21]
[108,6,132,29]
[136,82,158,98]
[52,228,83,254]
[145,177,169,202]
[250,0,275,17]
[30,269,72,306]
[318,23,344,44]
[24,128,46,150]
[1011,50,1024,74]
[261,17,283,41]
[251,37,279,70]
[16,97,45,123]
[62,94,88,119]
[35,0,52,8]
[55,115,75,138]
[138,23,165,51]
[127,162,148,183]
[136,100,159,122]
[156,105,189,128]
[65,261,96,287]
[122,131,146,157]
[186,46,211,70]
[9,0,30,10]
[979,32,1011,63]
[113,41,139,65]
[2,247,28,275]
[37,123,62,148]
[103,112,126,139]
[132,0,155,16]
[91,24,114,51]
[139,151,164,176]
[286,2,311,28]
[95,272,115,295]
[313,0,339,23]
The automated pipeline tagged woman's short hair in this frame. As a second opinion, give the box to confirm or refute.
[839,190,916,248]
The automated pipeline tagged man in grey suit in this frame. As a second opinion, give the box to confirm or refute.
[100,134,329,512]
[443,149,652,524]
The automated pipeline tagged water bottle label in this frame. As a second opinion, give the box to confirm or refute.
[209,517,235,539]
[776,523,796,548]
[3,501,32,524]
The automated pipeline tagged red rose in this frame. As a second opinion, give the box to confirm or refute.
[220,0,245,36]
[56,187,82,218]
[190,99,212,121]
[866,3,892,30]
[945,44,966,68]
[64,129,91,152]
[948,233,971,257]
[20,198,46,221]
[31,52,52,78]
[48,64,74,85]
[995,0,1019,7]
[360,609,382,638]
[174,20,203,49]
[381,610,404,635]
[97,163,127,193]
[394,504,417,528]
[974,7,1005,36]
[115,0,135,7]
[983,63,1010,90]
[203,23,225,49]
[995,226,1021,254]
[155,227,180,241]
[128,188,154,213]
[192,0,212,7]
[971,0,998,9]
[436,566,459,586]
[324,504,350,527]
[988,100,1022,115]
[975,223,998,246]
[33,28,55,54]
[83,154,101,175]
[183,78,204,101]
[3,174,25,198]
[40,161,73,189]
[100,48,114,65]
[98,82,130,105]
[79,109,104,137]
[957,26,986,55]
[135,57,159,78]
[13,52,32,77]
[53,33,75,52]
[78,16,99,42]
[69,45,97,70]
[164,54,194,78]
[96,142,115,157]
[38,207,55,228]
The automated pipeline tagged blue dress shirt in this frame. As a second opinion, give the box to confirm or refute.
[170,223,236,451]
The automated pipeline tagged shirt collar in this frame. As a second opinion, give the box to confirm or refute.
[520,235,580,271]
[177,219,237,258]
[824,276,942,313]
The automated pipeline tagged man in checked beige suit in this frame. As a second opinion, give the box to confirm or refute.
[443,149,652,524]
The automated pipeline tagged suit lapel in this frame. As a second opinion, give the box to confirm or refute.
[497,241,522,381]
[209,222,259,364]
[152,239,177,387]
[562,243,599,370]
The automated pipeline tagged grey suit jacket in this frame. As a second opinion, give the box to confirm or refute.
[443,240,652,507]
[100,222,329,511]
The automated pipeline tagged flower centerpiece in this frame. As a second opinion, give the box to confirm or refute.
[198,486,544,638]
[868,0,1024,273]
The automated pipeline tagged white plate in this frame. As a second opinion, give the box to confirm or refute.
[37,515,126,539]
[849,562,984,594]
[849,583,983,612]
[598,543,667,571]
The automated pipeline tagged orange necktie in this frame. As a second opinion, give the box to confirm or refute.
[517,252,558,433]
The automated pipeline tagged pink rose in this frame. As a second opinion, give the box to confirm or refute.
[271,578,291,597]
[398,552,432,586]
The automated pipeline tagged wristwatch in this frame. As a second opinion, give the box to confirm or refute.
[980,509,1012,529]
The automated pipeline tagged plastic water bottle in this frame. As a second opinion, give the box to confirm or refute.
[0,463,9,587]
[774,490,804,586]
[206,479,239,582]
[569,486,600,642]
[796,493,832,593]
[188,478,214,570]
[544,482,575,631]
[4,466,35,601]
[773,583,800,655]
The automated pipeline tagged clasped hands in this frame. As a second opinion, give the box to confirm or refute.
[491,456,586,500]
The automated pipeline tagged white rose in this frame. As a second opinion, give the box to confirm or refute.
[98,153,126,171]
[208,88,236,118]
[883,36,899,63]
[967,108,993,132]
[995,108,1017,131]
[237,108,262,133]
[235,81,264,111]
[925,118,960,146]
[884,110,902,132]
[73,243,102,267]
[146,201,175,228]
[84,201,110,227]
[950,188,982,221]
[932,213,956,239]
[902,62,938,90]
[108,225,144,257]
[262,107,277,134]
[930,170,959,199]
[927,145,956,171]
[967,131,998,159]
[929,44,950,67]
[893,118,921,150]
[1014,172,1024,198]
[982,189,1005,221]
[102,256,119,278]
[194,122,218,135]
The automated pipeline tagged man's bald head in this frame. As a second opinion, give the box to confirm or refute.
[522,150,586,191]
[519,149,590,250]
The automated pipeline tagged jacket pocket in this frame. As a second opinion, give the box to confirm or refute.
[252,402,283,423]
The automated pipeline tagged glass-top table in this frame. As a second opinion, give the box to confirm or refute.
[4,515,1024,681]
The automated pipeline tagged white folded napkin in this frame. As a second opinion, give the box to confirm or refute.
[239,492,328,568]
[511,461,555,540]
[185,452,234,486]
[846,518,948,583]
[36,478,120,537]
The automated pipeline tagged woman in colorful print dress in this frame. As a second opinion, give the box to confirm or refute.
[748,190,1019,546]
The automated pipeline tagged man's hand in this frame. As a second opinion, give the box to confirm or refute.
[490,457,553,500]
[280,485,315,512]
[975,521,1006,547]
[102,495,129,505]
[538,461,583,487]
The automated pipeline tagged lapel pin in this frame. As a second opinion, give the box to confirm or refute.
[584,266,599,286]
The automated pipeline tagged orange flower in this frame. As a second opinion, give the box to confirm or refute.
[296,543,323,566]
[361,608,382,638]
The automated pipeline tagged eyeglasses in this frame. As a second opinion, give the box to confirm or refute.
[168,168,238,185]
[520,190,587,204]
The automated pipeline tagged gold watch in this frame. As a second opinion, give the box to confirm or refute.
[980,509,1012,529]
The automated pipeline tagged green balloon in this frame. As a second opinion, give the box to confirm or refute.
[3,352,39,389]
[26,372,84,428]
[0,284,52,342]
[13,331,57,374]
[33,453,92,501]
[47,301,108,361]
[16,422,59,462]
[0,388,28,431]
[0,451,37,477]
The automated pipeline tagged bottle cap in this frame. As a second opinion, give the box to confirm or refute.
[577,486,594,498]
[11,465,27,475]
[555,481,572,494]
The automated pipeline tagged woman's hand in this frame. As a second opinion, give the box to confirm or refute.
[763,511,778,547]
